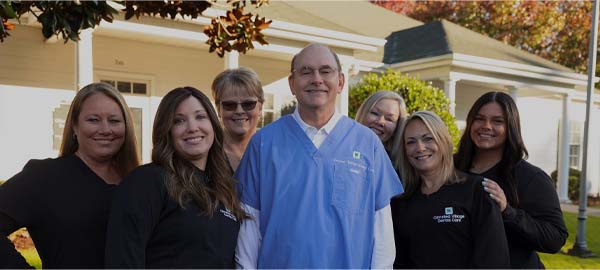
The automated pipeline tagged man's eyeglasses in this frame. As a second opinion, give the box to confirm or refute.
[220,100,259,111]
[292,66,338,79]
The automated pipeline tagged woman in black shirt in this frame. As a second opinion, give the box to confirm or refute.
[392,111,509,268]
[454,91,568,268]
[0,82,140,268]
[105,87,247,268]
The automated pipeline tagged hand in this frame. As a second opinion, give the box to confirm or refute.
[482,178,507,212]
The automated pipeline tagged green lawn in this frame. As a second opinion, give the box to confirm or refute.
[539,212,600,268]
[15,212,600,269]
[18,248,41,269]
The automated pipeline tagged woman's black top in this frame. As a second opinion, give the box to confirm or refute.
[477,160,568,269]
[391,174,510,269]
[0,155,116,268]
[104,163,240,269]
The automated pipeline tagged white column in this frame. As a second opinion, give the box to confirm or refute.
[338,63,350,116]
[224,51,239,69]
[558,94,571,203]
[507,86,518,102]
[443,78,457,116]
[76,28,94,90]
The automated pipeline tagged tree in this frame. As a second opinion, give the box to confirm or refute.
[372,1,596,75]
[349,70,460,147]
[0,0,271,57]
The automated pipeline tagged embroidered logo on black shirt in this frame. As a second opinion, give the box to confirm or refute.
[433,207,465,223]
[220,208,237,222]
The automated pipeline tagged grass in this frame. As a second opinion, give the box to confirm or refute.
[18,248,41,269]
[539,212,600,269]
[14,212,600,269]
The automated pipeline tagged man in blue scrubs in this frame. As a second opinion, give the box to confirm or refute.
[235,43,403,268]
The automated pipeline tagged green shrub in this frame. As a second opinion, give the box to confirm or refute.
[0,180,4,185]
[280,100,296,117]
[551,168,581,201]
[349,69,460,147]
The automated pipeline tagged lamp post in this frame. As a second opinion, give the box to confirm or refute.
[568,0,599,258]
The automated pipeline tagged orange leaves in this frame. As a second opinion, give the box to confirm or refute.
[1,0,271,57]
[373,0,595,73]
[204,6,271,57]
[1,18,12,42]
[122,0,271,57]
[3,19,13,30]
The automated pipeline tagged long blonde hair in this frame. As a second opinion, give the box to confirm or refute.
[355,90,408,171]
[60,82,140,177]
[152,87,247,221]
[399,111,463,199]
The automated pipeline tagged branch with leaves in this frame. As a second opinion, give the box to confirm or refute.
[0,0,271,57]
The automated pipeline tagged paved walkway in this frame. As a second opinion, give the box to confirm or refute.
[561,203,600,217]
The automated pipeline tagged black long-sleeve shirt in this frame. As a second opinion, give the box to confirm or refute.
[105,164,240,269]
[391,173,510,269]
[0,155,116,268]
[477,160,568,269]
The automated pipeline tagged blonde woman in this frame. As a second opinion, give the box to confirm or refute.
[392,111,509,268]
[212,68,264,172]
[355,90,407,173]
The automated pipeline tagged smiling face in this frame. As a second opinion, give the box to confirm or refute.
[288,45,344,113]
[218,88,262,138]
[73,93,126,163]
[363,98,401,143]
[171,96,215,170]
[469,102,507,152]
[404,119,442,177]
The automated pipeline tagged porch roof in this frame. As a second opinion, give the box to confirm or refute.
[384,19,573,73]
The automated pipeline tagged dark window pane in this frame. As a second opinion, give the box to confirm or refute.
[262,112,274,127]
[132,83,147,94]
[117,81,131,93]
[100,80,116,87]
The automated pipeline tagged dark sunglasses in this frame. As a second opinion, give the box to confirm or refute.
[220,100,258,111]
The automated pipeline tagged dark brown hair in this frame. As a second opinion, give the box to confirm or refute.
[152,87,246,220]
[454,91,528,207]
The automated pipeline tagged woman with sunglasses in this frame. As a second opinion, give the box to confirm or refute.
[212,68,264,172]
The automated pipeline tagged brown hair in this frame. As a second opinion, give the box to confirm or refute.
[152,86,246,220]
[60,82,140,177]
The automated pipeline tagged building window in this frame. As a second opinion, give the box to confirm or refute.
[259,93,275,128]
[98,78,148,159]
[569,121,583,169]
[100,79,148,95]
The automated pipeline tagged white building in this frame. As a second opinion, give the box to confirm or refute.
[1,1,598,198]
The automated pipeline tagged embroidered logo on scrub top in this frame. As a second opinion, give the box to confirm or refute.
[352,151,361,159]
[433,207,465,223]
